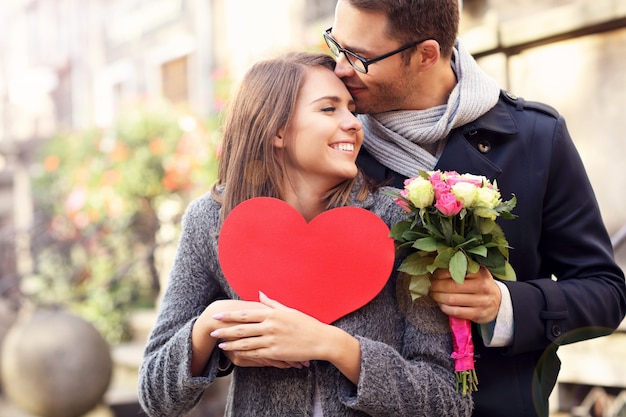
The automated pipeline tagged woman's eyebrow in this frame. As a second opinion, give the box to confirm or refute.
[309,95,341,105]
[309,96,356,107]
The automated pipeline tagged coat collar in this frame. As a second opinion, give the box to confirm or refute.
[435,96,517,179]
[459,93,519,136]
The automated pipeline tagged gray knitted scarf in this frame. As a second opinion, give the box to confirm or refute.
[359,39,500,179]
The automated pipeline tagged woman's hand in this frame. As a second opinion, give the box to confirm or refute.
[195,298,307,371]
[211,292,362,384]
[191,298,268,375]
[210,292,327,362]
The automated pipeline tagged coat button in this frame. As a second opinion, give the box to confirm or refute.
[551,324,562,338]
[478,140,491,153]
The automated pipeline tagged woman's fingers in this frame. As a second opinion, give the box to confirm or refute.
[259,291,288,309]
[212,292,289,323]
[210,322,262,340]
[213,309,267,324]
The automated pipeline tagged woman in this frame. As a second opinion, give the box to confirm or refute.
[137,52,472,417]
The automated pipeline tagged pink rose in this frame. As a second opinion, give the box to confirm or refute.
[435,192,463,216]
[442,172,463,186]
[429,173,451,200]
[395,189,411,212]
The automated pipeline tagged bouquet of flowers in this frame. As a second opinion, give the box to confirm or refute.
[388,170,517,396]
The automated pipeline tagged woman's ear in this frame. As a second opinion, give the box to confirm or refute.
[273,128,286,149]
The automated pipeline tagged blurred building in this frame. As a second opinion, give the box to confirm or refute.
[0,0,332,284]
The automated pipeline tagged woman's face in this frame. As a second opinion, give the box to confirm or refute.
[277,66,363,191]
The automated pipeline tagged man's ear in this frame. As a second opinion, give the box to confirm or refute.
[417,40,441,69]
[273,128,286,149]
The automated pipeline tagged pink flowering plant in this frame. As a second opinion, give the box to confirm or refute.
[388,170,517,395]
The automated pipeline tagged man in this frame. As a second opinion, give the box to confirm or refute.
[325,1,626,416]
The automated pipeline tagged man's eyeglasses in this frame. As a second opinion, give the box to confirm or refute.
[324,27,431,74]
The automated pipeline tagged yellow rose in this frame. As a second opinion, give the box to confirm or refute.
[405,177,435,209]
[473,187,502,219]
[451,182,477,208]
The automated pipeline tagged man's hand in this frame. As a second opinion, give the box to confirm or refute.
[429,266,502,323]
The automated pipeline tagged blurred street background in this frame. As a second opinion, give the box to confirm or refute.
[0,0,625,416]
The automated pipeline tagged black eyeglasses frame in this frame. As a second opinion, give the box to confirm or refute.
[324,27,432,74]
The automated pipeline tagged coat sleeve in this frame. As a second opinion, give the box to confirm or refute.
[339,284,473,417]
[343,327,473,417]
[505,114,626,355]
[137,196,226,417]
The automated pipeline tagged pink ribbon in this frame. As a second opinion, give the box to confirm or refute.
[449,316,475,372]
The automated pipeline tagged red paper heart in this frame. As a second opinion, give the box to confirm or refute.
[218,197,395,324]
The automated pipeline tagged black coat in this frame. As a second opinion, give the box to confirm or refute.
[357,91,626,417]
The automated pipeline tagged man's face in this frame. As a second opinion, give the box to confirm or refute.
[329,0,422,114]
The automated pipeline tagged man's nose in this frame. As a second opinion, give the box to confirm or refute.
[333,54,356,78]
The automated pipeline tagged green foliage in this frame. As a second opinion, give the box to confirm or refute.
[30,101,221,344]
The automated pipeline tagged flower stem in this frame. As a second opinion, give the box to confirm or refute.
[456,369,478,396]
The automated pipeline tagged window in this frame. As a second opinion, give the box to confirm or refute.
[161,56,188,104]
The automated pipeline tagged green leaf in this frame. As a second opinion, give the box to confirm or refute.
[396,241,415,252]
[499,211,517,220]
[403,230,427,241]
[422,222,444,240]
[467,257,481,274]
[482,246,506,268]
[389,220,411,241]
[418,170,431,180]
[451,233,466,246]
[398,253,434,276]
[449,251,468,284]
[412,237,438,252]
[492,261,517,281]
[477,216,496,234]
[456,237,479,250]
[497,195,517,214]
[408,274,432,300]
[466,245,487,257]
[431,247,454,270]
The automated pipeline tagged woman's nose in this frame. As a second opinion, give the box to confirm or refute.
[343,113,362,131]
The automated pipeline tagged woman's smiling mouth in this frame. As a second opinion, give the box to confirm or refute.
[330,142,355,152]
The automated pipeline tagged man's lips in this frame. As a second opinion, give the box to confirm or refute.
[346,85,365,95]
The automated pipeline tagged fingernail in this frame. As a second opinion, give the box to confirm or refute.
[210,330,219,338]
[302,361,310,367]
[259,291,267,299]
[212,313,223,320]
[218,342,227,349]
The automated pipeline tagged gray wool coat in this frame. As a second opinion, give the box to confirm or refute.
[137,186,474,417]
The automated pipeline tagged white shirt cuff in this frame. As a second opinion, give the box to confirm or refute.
[479,280,514,347]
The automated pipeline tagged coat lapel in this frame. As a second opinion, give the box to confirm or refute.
[435,96,518,180]
[435,130,502,179]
